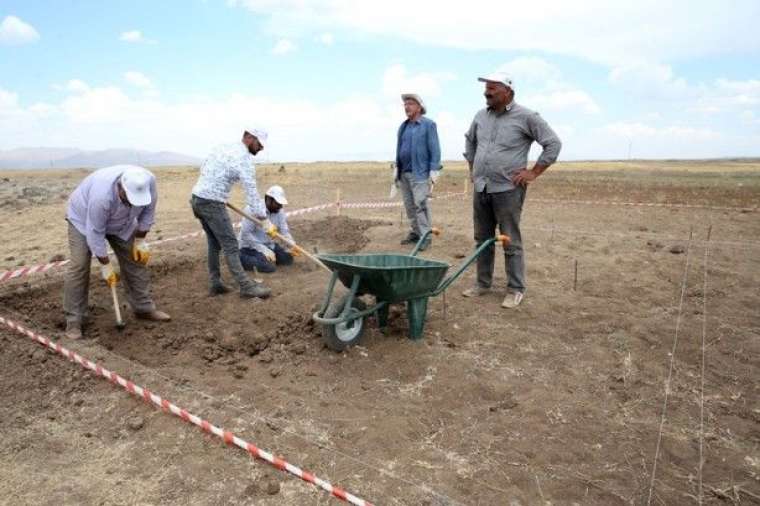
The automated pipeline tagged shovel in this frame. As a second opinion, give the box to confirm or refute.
[110,284,126,329]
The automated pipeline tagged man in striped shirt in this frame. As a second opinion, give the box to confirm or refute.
[190,129,274,299]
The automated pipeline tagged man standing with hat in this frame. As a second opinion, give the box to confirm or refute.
[64,165,170,339]
[191,129,274,299]
[462,73,562,308]
[238,185,295,273]
[394,93,441,251]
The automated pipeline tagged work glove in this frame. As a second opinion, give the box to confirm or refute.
[429,170,441,185]
[101,263,120,287]
[131,237,150,265]
[262,247,276,263]
[290,247,300,258]
[261,219,278,238]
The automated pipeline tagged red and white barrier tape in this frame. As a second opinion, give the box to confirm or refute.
[0,203,335,285]
[7,190,751,285]
[286,202,336,217]
[0,260,70,283]
[0,315,374,506]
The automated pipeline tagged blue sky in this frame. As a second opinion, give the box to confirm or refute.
[1,0,759,161]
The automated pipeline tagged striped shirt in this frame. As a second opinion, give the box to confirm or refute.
[191,141,266,217]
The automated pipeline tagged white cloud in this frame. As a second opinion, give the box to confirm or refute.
[382,64,455,100]
[608,62,691,99]
[0,88,19,109]
[229,0,760,66]
[0,15,40,45]
[496,57,563,87]
[120,30,154,44]
[124,71,153,89]
[272,38,296,55]
[490,56,600,115]
[66,79,91,93]
[603,122,720,141]
[524,89,601,115]
[319,32,334,45]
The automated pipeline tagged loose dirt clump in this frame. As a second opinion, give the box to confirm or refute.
[292,215,387,253]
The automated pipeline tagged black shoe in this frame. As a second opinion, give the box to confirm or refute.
[400,233,420,245]
[209,283,231,296]
[240,282,271,299]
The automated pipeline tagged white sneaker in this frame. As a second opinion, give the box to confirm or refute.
[462,286,491,298]
[501,291,524,309]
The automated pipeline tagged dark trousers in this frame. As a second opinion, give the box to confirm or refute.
[240,244,293,273]
[473,187,526,292]
[190,195,253,290]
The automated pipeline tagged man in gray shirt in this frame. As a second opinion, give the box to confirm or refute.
[462,72,562,308]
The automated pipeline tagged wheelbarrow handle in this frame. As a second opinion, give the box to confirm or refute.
[410,227,442,256]
[431,234,511,295]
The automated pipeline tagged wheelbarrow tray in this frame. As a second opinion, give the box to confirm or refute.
[317,253,449,303]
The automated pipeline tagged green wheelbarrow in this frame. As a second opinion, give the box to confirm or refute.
[312,229,510,351]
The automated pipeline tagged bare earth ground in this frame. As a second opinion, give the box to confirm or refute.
[0,161,759,505]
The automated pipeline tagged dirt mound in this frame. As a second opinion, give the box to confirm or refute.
[291,215,388,253]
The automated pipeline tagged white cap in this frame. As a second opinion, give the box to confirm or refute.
[478,72,515,90]
[120,167,152,207]
[265,185,288,205]
[401,93,426,114]
[245,128,268,146]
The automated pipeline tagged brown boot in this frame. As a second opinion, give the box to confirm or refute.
[135,310,171,322]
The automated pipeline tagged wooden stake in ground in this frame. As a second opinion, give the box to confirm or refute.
[573,259,578,291]
[335,188,341,216]
[226,202,331,273]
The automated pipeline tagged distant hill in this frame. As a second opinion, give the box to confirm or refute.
[0,147,202,170]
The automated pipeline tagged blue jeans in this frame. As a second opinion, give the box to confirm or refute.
[240,244,293,273]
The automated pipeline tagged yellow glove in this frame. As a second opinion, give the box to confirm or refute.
[290,247,300,258]
[101,263,120,287]
[262,219,278,238]
[131,237,150,265]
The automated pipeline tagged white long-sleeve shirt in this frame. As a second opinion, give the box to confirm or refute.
[238,205,293,255]
[191,141,266,217]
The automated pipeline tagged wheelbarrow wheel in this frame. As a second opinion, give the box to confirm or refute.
[321,295,367,351]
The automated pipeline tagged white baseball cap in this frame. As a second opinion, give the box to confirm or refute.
[245,128,268,146]
[265,185,288,205]
[478,72,515,90]
[401,93,426,114]
[120,167,152,207]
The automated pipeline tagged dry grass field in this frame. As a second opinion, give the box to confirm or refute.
[1,160,758,505]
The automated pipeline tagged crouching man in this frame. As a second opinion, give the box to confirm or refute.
[238,185,294,273]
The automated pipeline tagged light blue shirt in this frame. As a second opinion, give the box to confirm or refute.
[238,206,293,254]
[66,165,157,258]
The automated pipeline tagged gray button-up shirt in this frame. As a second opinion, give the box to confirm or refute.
[464,102,562,193]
